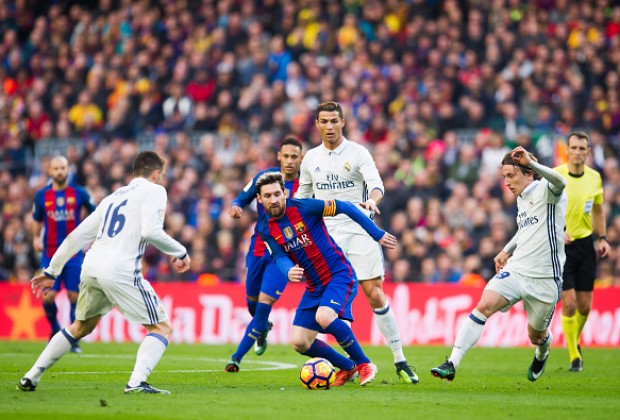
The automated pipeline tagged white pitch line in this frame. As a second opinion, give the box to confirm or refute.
[3,353,298,374]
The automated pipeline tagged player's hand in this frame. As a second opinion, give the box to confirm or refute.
[171,255,191,273]
[511,146,532,167]
[564,232,573,244]
[493,251,511,273]
[379,232,397,249]
[31,272,55,299]
[360,198,380,215]
[229,206,243,219]
[288,265,304,282]
[598,239,611,258]
[33,237,43,252]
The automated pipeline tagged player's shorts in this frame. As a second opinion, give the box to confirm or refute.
[329,229,384,281]
[562,235,596,292]
[76,273,168,325]
[41,257,82,293]
[245,254,288,300]
[293,273,358,333]
[486,269,560,331]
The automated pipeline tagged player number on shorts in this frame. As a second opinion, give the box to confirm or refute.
[97,199,128,239]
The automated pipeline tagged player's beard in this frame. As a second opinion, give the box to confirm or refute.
[53,174,68,187]
[267,203,285,219]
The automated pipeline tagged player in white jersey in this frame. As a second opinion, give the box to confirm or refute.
[296,101,418,384]
[17,151,191,395]
[431,146,567,383]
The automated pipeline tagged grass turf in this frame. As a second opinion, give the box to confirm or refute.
[1,341,618,419]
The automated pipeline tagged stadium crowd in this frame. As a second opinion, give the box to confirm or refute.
[1,0,619,286]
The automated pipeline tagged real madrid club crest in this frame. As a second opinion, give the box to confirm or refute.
[283,226,294,239]
[294,221,305,233]
[343,162,351,172]
[56,196,65,207]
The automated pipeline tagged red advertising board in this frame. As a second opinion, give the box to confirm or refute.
[1,282,619,347]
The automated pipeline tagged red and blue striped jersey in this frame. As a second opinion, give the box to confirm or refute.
[32,184,96,265]
[258,198,385,293]
[233,167,299,257]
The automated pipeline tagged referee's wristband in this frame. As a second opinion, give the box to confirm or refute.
[598,235,608,242]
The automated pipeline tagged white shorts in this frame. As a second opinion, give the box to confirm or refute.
[329,229,384,281]
[76,273,169,325]
[486,269,560,331]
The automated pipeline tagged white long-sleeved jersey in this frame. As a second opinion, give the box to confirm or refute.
[45,177,187,279]
[504,178,568,279]
[296,138,384,235]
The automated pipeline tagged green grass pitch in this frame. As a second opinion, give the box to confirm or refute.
[1,341,618,419]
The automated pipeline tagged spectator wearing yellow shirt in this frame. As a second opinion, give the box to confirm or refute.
[68,91,103,132]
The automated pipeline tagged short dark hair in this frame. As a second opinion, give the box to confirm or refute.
[501,151,541,180]
[133,151,165,177]
[280,136,303,151]
[256,172,285,195]
[316,101,344,120]
[567,130,590,146]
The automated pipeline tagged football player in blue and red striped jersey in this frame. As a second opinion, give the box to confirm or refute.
[255,172,397,387]
[32,156,96,352]
[225,138,302,372]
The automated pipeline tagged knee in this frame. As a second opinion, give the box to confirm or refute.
[364,284,386,308]
[157,323,173,340]
[291,339,310,354]
[529,332,546,346]
[315,307,337,329]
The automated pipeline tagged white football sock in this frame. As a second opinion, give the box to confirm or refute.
[128,334,168,387]
[25,329,74,384]
[535,331,553,361]
[449,309,487,368]
[374,304,406,363]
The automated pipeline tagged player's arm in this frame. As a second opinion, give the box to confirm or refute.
[229,174,260,218]
[44,208,102,278]
[592,203,610,258]
[294,158,314,199]
[141,186,190,272]
[258,230,303,282]
[358,148,385,212]
[495,234,518,273]
[511,147,566,195]
[80,187,97,213]
[31,191,44,252]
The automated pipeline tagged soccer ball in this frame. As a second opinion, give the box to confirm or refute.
[300,357,335,390]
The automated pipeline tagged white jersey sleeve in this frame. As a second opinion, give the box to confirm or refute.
[45,208,103,277]
[141,185,187,257]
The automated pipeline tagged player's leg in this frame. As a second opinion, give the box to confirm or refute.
[65,265,82,353]
[432,274,514,381]
[244,254,262,317]
[41,282,60,339]
[253,262,287,354]
[125,320,173,394]
[226,292,277,371]
[318,276,377,386]
[17,316,100,391]
[561,243,581,367]
[524,277,558,382]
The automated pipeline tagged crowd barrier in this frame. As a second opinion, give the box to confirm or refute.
[2,282,619,347]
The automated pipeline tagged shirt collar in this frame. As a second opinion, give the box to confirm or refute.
[321,137,349,155]
[519,180,538,198]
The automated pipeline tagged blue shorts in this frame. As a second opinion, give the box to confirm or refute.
[48,265,82,293]
[245,254,289,300]
[293,273,358,333]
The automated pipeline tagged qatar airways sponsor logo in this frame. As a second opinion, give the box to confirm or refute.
[283,233,313,252]
[46,209,76,221]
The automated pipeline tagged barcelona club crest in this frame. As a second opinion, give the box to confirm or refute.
[56,197,65,207]
[294,221,306,233]
[283,226,294,239]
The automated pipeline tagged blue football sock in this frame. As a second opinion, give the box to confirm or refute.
[253,302,271,332]
[247,299,257,317]
[43,302,60,335]
[231,302,272,362]
[70,302,77,324]
[325,318,370,365]
[302,339,355,371]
